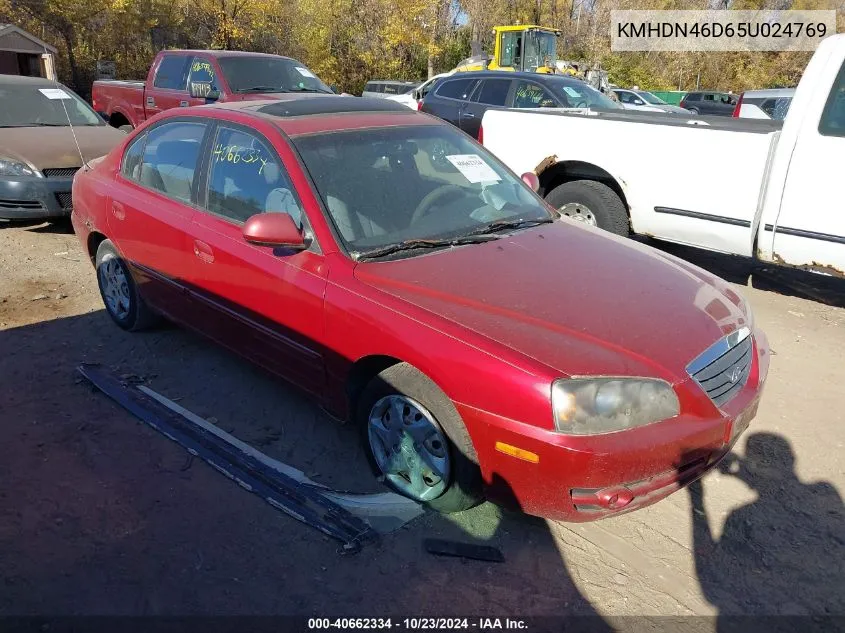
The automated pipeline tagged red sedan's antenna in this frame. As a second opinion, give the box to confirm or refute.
[44,44,89,171]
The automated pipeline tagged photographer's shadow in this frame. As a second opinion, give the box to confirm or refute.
[392,450,612,626]
[688,432,844,626]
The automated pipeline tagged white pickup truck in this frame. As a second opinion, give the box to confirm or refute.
[481,34,845,277]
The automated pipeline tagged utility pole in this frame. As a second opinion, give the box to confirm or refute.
[575,2,581,35]
[427,0,440,79]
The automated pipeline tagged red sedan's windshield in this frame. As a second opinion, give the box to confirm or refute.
[292,125,552,254]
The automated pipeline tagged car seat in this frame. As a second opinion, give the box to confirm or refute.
[146,140,200,202]
[263,161,303,228]
[326,196,385,243]
[305,151,387,242]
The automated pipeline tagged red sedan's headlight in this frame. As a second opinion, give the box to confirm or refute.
[551,377,680,436]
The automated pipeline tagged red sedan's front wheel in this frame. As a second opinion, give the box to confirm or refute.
[357,363,484,513]
[366,393,451,502]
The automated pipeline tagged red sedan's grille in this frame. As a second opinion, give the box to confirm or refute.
[687,328,753,409]
[43,167,80,179]
[55,192,73,210]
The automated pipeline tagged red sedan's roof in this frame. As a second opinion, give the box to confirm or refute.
[203,96,442,136]
[163,49,295,59]
[274,111,440,136]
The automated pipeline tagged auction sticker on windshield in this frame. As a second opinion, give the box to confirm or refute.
[295,66,317,78]
[39,88,72,100]
[446,154,500,184]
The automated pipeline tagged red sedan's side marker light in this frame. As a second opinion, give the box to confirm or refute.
[723,420,733,445]
[495,441,539,463]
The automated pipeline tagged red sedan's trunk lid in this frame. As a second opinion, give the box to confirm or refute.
[354,221,748,382]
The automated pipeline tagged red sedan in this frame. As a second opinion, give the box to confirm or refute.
[71,96,770,521]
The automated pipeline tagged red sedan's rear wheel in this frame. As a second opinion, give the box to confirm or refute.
[95,239,158,331]
[357,363,484,513]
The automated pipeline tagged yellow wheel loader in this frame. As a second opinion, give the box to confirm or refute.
[452,25,563,75]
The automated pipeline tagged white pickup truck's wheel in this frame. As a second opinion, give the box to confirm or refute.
[558,202,597,226]
[546,180,630,236]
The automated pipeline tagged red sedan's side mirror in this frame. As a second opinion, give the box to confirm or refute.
[521,172,540,192]
[242,213,309,250]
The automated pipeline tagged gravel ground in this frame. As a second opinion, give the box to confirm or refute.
[1,220,842,626]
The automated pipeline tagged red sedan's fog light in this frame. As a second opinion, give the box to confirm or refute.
[571,485,635,510]
[596,486,634,509]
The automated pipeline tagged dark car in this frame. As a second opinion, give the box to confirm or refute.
[0,75,125,222]
[679,91,738,116]
[420,71,619,139]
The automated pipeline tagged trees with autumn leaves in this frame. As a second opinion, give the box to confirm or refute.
[1,0,841,98]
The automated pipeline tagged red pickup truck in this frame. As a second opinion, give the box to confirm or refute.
[92,49,335,129]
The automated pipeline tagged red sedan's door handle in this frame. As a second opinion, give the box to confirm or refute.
[111,201,125,221]
[193,239,214,264]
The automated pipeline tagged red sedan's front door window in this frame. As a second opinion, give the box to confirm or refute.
[184,123,327,395]
[205,127,305,227]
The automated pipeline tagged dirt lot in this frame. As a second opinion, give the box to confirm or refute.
[1,220,843,626]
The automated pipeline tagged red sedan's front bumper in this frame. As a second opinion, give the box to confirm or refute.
[457,329,770,522]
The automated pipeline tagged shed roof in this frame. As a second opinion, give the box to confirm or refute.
[0,24,58,54]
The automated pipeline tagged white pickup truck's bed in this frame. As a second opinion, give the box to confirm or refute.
[480,34,845,276]
[482,108,781,257]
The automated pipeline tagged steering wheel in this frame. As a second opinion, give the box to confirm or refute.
[411,184,464,224]
[574,100,588,108]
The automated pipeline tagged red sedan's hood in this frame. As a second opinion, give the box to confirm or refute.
[354,221,749,382]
